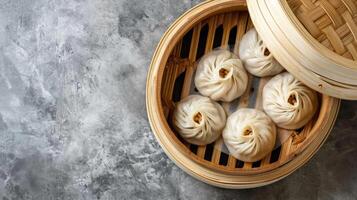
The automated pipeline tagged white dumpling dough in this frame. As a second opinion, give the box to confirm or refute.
[173,95,226,145]
[263,72,318,129]
[194,50,248,102]
[239,28,284,77]
[223,108,276,162]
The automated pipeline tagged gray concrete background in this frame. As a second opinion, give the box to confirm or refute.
[0,0,356,199]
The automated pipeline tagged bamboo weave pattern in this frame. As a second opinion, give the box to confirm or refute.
[288,0,357,60]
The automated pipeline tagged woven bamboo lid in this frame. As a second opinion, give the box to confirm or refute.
[247,0,357,99]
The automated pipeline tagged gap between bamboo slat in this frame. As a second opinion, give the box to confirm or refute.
[163,45,180,113]
[180,25,201,99]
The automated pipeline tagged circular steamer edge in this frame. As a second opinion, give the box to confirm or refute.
[146,0,341,188]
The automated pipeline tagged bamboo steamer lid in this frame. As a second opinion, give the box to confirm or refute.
[247,0,357,99]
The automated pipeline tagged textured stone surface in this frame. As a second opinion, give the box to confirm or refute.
[0,0,356,199]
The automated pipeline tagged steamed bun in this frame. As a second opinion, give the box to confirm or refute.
[239,28,284,77]
[194,49,248,102]
[223,108,276,162]
[263,72,318,129]
[173,95,226,145]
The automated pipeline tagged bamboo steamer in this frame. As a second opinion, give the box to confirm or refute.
[146,0,340,188]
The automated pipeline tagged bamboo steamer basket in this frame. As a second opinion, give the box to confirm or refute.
[146,0,340,188]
